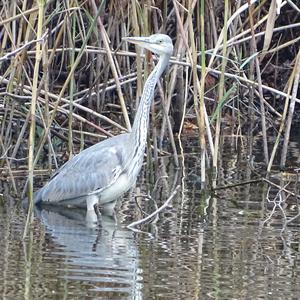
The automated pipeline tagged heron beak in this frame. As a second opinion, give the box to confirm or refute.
[122,36,151,48]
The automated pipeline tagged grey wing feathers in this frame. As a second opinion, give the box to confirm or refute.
[36,134,129,203]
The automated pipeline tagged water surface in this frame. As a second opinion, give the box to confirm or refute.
[1,134,300,299]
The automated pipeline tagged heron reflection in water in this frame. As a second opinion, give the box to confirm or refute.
[27,34,173,215]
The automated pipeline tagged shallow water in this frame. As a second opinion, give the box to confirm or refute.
[1,133,300,299]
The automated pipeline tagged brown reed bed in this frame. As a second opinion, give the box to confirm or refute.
[0,0,300,198]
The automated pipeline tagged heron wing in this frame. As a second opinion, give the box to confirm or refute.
[38,134,130,203]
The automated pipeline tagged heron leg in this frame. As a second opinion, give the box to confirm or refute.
[86,195,102,224]
[85,209,98,228]
[93,202,102,223]
[86,194,99,211]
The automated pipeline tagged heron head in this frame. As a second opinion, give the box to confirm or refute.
[123,34,173,56]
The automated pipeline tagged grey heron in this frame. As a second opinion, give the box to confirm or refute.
[29,34,173,212]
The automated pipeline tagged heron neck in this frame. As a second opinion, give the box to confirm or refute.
[125,53,170,177]
[131,53,170,140]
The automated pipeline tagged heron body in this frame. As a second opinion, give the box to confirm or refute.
[32,34,173,211]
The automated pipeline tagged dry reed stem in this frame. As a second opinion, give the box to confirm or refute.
[212,0,228,184]
[267,63,296,172]
[248,0,269,164]
[90,0,131,131]
[159,0,197,147]
[280,50,300,168]
[24,0,45,239]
